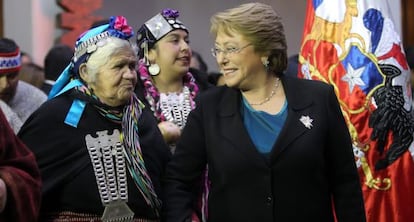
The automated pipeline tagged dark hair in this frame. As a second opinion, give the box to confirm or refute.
[0,38,19,53]
[405,46,414,70]
[44,44,74,80]
[191,51,208,72]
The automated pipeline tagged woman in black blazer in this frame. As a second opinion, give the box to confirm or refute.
[162,2,366,222]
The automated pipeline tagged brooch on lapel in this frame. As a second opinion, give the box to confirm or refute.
[300,115,313,129]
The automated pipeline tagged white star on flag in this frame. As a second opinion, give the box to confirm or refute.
[341,63,366,93]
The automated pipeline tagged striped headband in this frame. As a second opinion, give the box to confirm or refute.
[0,48,21,74]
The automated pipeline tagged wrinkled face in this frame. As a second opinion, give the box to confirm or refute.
[87,46,138,107]
[150,30,192,78]
[0,72,19,103]
[213,30,266,90]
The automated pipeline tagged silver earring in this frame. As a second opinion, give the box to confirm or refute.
[148,63,160,76]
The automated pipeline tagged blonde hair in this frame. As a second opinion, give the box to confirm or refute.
[210,2,287,75]
[85,37,136,83]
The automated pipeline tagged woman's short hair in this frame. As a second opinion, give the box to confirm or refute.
[210,3,287,75]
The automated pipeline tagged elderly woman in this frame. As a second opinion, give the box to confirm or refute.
[163,3,366,222]
[18,16,170,221]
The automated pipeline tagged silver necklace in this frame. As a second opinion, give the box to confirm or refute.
[248,78,280,106]
[159,86,192,129]
[85,129,134,222]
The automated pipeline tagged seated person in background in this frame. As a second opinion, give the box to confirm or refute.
[18,62,45,89]
[42,44,74,95]
[0,38,47,123]
[0,108,41,222]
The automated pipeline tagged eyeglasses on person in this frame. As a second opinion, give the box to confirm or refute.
[211,43,252,58]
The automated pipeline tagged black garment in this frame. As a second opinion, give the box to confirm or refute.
[18,92,171,220]
[163,76,366,222]
[41,82,53,95]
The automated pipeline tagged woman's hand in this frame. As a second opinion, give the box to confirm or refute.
[158,121,181,144]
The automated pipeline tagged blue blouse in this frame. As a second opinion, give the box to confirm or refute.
[242,97,288,154]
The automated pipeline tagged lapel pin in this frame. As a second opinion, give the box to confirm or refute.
[300,115,313,129]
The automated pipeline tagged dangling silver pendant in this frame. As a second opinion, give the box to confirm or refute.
[101,200,134,222]
[148,63,160,76]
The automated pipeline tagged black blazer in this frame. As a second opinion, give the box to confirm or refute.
[163,76,366,222]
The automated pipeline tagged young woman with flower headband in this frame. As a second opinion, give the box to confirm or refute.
[18,16,170,222]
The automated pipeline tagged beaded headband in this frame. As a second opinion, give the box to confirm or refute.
[136,8,188,62]
[0,48,21,74]
[73,16,133,63]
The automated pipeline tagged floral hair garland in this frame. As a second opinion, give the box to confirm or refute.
[138,60,199,122]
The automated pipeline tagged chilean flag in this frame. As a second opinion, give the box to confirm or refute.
[298,0,414,221]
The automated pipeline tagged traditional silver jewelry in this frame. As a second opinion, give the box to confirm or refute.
[85,129,134,222]
[148,63,160,76]
[248,78,280,106]
[159,86,192,129]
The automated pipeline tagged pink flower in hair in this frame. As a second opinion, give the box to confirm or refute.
[113,16,132,35]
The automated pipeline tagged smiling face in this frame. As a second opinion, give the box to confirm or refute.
[81,45,137,107]
[149,29,191,79]
[214,30,268,90]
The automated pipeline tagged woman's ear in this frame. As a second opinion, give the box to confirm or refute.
[79,63,90,83]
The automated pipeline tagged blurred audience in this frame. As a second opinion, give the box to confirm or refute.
[18,63,45,89]
[0,100,22,133]
[42,44,74,94]
[285,53,299,78]
[20,51,32,65]
[191,51,208,73]
[0,38,47,123]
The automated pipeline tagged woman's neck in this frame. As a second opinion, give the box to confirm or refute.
[152,74,184,93]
